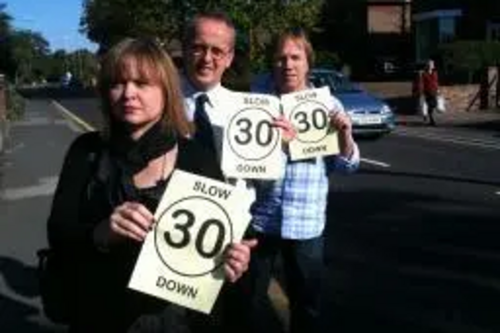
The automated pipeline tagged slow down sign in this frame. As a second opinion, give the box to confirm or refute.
[128,169,252,314]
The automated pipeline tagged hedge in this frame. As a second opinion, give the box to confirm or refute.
[437,40,500,84]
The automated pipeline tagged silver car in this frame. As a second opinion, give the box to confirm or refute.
[251,69,396,137]
[309,68,395,136]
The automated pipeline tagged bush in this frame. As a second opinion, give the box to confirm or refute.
[437,40,500,84]
[5,82,25,121]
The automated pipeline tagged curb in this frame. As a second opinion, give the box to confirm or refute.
[51,100,96,132]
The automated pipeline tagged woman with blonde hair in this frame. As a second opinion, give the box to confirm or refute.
[46,38,255,332]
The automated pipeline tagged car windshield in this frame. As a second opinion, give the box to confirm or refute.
[310,72,362,93]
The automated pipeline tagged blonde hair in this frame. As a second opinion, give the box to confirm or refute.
[98,38,192,138]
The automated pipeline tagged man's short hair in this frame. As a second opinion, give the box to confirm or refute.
[183,10,236,49]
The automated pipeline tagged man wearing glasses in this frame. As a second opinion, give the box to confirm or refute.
[181,10,257,332]
[182,11,237,157]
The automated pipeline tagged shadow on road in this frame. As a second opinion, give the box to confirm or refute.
[323,183,500,332]
[455,119,500,134]
[0,256,61,332]
[0,256,39,298]
[0,294,54,333]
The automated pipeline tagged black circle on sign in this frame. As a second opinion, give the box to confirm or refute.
[154,196,234,277]
[290,100,330,144]
[227,107,280,161]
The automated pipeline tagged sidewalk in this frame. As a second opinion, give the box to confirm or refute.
[0,99,77,332]
[396,109,500,130]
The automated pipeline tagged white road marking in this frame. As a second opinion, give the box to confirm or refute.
[51,100,96,132]
[0,176,58,201]
[398,130,498,146]
[5,143,25,154]
[360,157,391,168]
[395,128,500,150]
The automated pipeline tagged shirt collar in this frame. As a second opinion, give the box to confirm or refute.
[182,77,223,108]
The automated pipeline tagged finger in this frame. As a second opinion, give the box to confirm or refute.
[272,119,290,130]
[228,241,253,256]
[127,202,154,223]
[111,204,151,241]
[224,264,237,283]
[241,238,258,249]
[330,113,349,131]
[121,203,154,232]
[227,258,246,276]
[224,258,247,283]
[111,212,148,240]
[226,246,248,264]
[229,256,247,271]
[225,243,252,270]
[110,216,145,242]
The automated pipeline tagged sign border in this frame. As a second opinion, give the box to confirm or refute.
[290,100,330,144]
[226,107,280,161]
[154,195,234,277]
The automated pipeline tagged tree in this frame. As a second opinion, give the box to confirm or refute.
[80,0,324,73]
[438,40,500,83]
[7,30,50,83]
[0,3,12,74]
[67,49,99,86]
[0,3,11,37]
[216,0,324,71]
[80,0,183,52]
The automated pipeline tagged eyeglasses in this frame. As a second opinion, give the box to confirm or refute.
[189,44,231,60]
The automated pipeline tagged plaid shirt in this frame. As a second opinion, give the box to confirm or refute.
[251,149,359,239]
[250,89,360,239]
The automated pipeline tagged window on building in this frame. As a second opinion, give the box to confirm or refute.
[487,22,500,41]
[439,17,456,43]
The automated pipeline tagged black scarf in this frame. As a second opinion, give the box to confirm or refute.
[108,120,177,175]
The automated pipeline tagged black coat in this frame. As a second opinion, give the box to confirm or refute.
[47,131,224,333]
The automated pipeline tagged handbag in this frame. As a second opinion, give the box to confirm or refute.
[37,248,75,324]
[436,95,446,113]
[37,132,103,324]
[419,96,428,117]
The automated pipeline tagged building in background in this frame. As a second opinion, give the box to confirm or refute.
[318,0,413,79]
[366,0,412,78]
[413,0,500,63]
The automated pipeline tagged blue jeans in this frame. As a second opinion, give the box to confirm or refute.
[241,231,325,333]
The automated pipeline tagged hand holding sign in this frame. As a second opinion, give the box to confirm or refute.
[329,108,352,133]
[224,239,258,283]
[128,170,252,314]
[222,92,283,179]
[272,114,297,143]
[281,87,340,161]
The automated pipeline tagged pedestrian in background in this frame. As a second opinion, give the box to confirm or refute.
[46,37,255,333]
[418,59,440,126]
[243,28,360,333]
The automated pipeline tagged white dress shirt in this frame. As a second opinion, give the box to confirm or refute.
[182,78,256,208]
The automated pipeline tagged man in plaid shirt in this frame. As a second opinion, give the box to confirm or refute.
[244,28,360,333]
